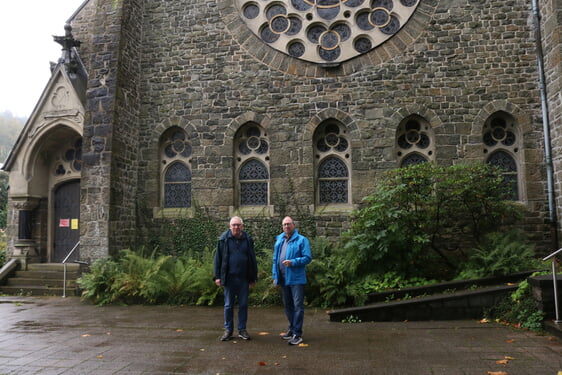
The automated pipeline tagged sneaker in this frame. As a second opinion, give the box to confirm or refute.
[281,331,293,340]
[238,329,251,340]
[220,330,233,341]
[288,335,303,345]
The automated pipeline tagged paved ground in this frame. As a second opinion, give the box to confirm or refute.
[0,296,561,375]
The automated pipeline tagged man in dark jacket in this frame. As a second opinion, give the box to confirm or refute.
[213,216,258,341]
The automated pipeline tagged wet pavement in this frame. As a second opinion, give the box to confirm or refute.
[0,296,561,375]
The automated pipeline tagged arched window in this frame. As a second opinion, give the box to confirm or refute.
[160,128,192,208]
[318,156,348,204]
[314,120,351,205]
[483,112,520,201]
[239,159,269,205]
[164,162,192,207]
[234,123,270,207]
[396,116,434,167]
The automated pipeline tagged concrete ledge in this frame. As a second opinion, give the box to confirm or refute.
[328,284,518,322]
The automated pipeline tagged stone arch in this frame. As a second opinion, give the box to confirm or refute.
[473,100,531,136]
[225,112,272,142]
[24,121,83,197]
[303,108,360,143]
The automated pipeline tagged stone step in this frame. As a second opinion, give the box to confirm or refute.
[0,263,82,297]
[0,285,73,297]
[6,278,78,288]
[14,270,80,279]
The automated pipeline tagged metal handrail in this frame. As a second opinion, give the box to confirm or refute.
[542,248,562,323]
[62,241,80,298]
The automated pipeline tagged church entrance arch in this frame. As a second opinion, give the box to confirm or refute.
[53,180,80,262]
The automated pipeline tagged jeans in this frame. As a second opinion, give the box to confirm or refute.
[223,277,249,332]
[281,284,305,337]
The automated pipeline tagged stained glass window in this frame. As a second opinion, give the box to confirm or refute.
[161,128,192,209]
[487,151,518,200]
[164,162,192,208]
[318,157,348,203]
[239,159,269,205]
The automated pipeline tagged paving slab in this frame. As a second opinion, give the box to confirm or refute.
[0,296,561,375]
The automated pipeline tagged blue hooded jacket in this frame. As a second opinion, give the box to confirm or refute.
[272,229,312,286]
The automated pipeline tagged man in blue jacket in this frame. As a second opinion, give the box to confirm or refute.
[214,216,258,341]
[272,216,312,346]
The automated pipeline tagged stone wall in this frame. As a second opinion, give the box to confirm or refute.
[69,0,555,257]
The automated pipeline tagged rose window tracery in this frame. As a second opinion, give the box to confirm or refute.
[237,0,419,64]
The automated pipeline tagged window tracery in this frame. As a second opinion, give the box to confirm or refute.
[160,128,192,208]
[314,121,350,204]
[235,123,270,206]
[483,112,519,200]
[236,0,420,64]
[396,116,434,167]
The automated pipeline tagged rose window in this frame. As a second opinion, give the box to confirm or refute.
[237,0,419,64]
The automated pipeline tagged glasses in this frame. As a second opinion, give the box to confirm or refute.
[231,223,243,227]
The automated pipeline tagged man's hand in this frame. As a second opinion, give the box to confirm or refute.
[215,279,221,287]
[282,259,292,267]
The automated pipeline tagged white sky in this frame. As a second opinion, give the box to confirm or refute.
[0,0,85,118]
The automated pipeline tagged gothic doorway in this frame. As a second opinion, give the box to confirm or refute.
[53,180,80,262]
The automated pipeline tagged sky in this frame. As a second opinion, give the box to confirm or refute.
[0,0,85,118]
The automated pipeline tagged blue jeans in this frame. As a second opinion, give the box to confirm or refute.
[281,284,305,337]
[223,277,249,332]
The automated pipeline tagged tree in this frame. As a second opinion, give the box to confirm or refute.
[342,162,524,280]
[0,171,7,229]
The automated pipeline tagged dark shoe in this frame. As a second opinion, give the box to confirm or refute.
[220,330,233,341]
[281,331,293,340]
[288,335,303,345]
[238,329,251,340]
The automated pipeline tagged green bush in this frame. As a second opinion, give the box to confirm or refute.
[342,162,524,280]
[484,278,545,332]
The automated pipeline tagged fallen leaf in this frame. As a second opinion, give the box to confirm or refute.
[496,359,508,365]
[298,343,309,347]
[176,329,184,332]
[232,340,238,344]
[258,332,269,336]
[81,334,91,337]
[258,361,267,366]
[504,356,515,360]
[199,348,205,352]
[558,371,562,375]
[282,355,287,359]
[274,362,280,366]
[106,332,111,335]
[97,355,104,359]
[487,372,508,375]
[506,282,515,286]
[479,318,490,323]
[505,339,515,343]
[548,337,557,342]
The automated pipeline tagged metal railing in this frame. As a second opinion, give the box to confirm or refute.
[542,247,562,323]
[62,241,80,298]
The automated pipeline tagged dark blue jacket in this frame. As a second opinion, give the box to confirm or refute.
[213,230,258,286]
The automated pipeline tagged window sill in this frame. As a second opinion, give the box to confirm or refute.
[153,207,195,219]
[229,205,274,218]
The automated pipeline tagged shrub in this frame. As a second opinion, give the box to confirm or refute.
[342,163,524,280]
[484,278,545,332]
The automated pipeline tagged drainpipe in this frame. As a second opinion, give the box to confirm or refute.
[532,0,558,251]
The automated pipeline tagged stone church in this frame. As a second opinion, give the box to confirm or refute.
[2,0,562,266]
